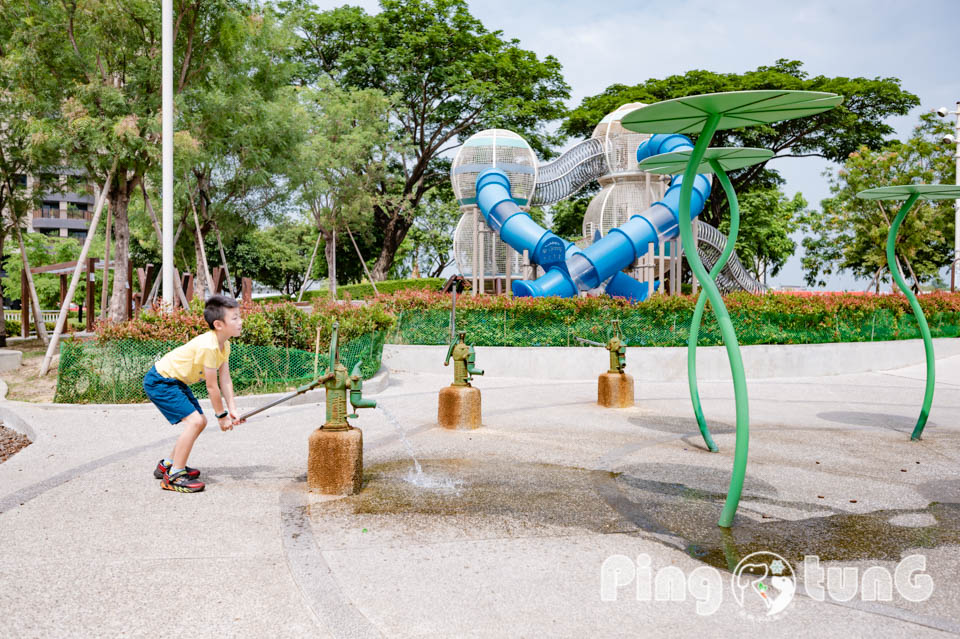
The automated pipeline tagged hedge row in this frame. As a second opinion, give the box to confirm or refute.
[257,277,445,303]
[90,290,960,349]
[96,298,395,353]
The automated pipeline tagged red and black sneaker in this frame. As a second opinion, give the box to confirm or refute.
[161,469,205,493]
[153,460,200,480]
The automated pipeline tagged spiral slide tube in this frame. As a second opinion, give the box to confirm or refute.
[530,137,609,207]
[474,169,652,300]
[481,134,710,299]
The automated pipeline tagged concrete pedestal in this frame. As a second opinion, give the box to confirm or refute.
[598,373,634,408]
[0,350,21,372]
[438,385,482,430]
[307,427,363,495]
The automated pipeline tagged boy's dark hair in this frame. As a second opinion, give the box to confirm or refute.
[204,294,239,330]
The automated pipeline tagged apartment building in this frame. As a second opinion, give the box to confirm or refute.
[21,170,98,240]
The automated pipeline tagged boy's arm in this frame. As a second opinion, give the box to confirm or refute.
[203,366,233,431]
[218,361,243,423]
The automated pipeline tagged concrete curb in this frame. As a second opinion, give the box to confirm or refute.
[383,338,960,381]
[0,391,37,441]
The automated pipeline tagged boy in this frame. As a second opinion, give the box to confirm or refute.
[142,295,245,493]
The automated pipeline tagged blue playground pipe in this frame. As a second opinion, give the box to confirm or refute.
[474,134,711,300]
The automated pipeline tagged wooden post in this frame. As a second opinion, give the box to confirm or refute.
[471,207,479,296]
[85,258,96,332]
[478,228,486,295]
[59,274,67,309]
[658,243,665,296]
[211,266,226,296]
[135,267,145,310]
[137,264,155,311]
[505,245,514,296]
[241,277,252,304]
[210,267,221,295]
[20,268,28,338]
[182,272,194,303]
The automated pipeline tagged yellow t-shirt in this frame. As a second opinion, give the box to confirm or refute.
[155,331,231,385]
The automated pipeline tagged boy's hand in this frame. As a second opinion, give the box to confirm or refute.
[218,414,234,431]
[229,409,245,426]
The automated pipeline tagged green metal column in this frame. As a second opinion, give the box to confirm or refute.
[687,161,741,453]
[676,114,751,528]
[885,192,934,440]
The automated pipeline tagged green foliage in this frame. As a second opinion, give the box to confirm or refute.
[259,277,445,303]
[799,113,956,288]
[549,196,592,241]
[56,331,388,403]
[287,80,394,294]
[564,59,920,245]
[1,232,106,308]
[286,0,570,278]
[719,188,806,279]
[96,299,396,353]
[382,289,960,347]
[226,223,317,296]
[393,193,461,279]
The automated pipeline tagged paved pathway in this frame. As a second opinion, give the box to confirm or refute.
[1,352,959,637]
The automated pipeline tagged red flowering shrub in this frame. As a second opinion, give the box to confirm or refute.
[96,299,396,351]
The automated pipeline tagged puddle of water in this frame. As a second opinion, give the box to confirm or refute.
[608,466,960,573]
[313,457,960,575]
[401,468,463,493]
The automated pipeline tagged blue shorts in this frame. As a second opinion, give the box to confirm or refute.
[143,365,203,425]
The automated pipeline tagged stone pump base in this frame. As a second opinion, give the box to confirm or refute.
[307,427,363,495]
[438,385,482,430]
[598,373,634,408]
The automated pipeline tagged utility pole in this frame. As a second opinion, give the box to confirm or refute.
[162,0,174,306]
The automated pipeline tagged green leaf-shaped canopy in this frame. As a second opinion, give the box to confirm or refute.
[622,90,842,135]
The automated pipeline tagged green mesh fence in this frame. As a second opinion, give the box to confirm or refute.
[54,331,387,404]
[387,308,960,347]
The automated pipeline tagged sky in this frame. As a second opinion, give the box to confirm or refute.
[313,0,960,290]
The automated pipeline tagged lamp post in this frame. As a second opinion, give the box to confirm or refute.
[936,103,960,292]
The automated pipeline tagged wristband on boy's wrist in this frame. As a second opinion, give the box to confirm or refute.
[216,410,229,419]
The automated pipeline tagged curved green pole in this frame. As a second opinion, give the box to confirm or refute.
[885,193,934,440]
[688,161,741,453]
[677,114,750,528]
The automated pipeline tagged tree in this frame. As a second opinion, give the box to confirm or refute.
[2,232,104,309]
[6,0,264,321]
[798,113,955,289]
[286,0,569,280]
[0,17,66,342]
[171,7,306,298]
[396,192,462,278]
[549,196,591,241]
[226,223,315,296]
[563,60,919,234]
[719,188,805,283]
[290,81,392,298]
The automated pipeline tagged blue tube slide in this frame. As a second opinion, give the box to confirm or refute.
[474,134,711,300]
